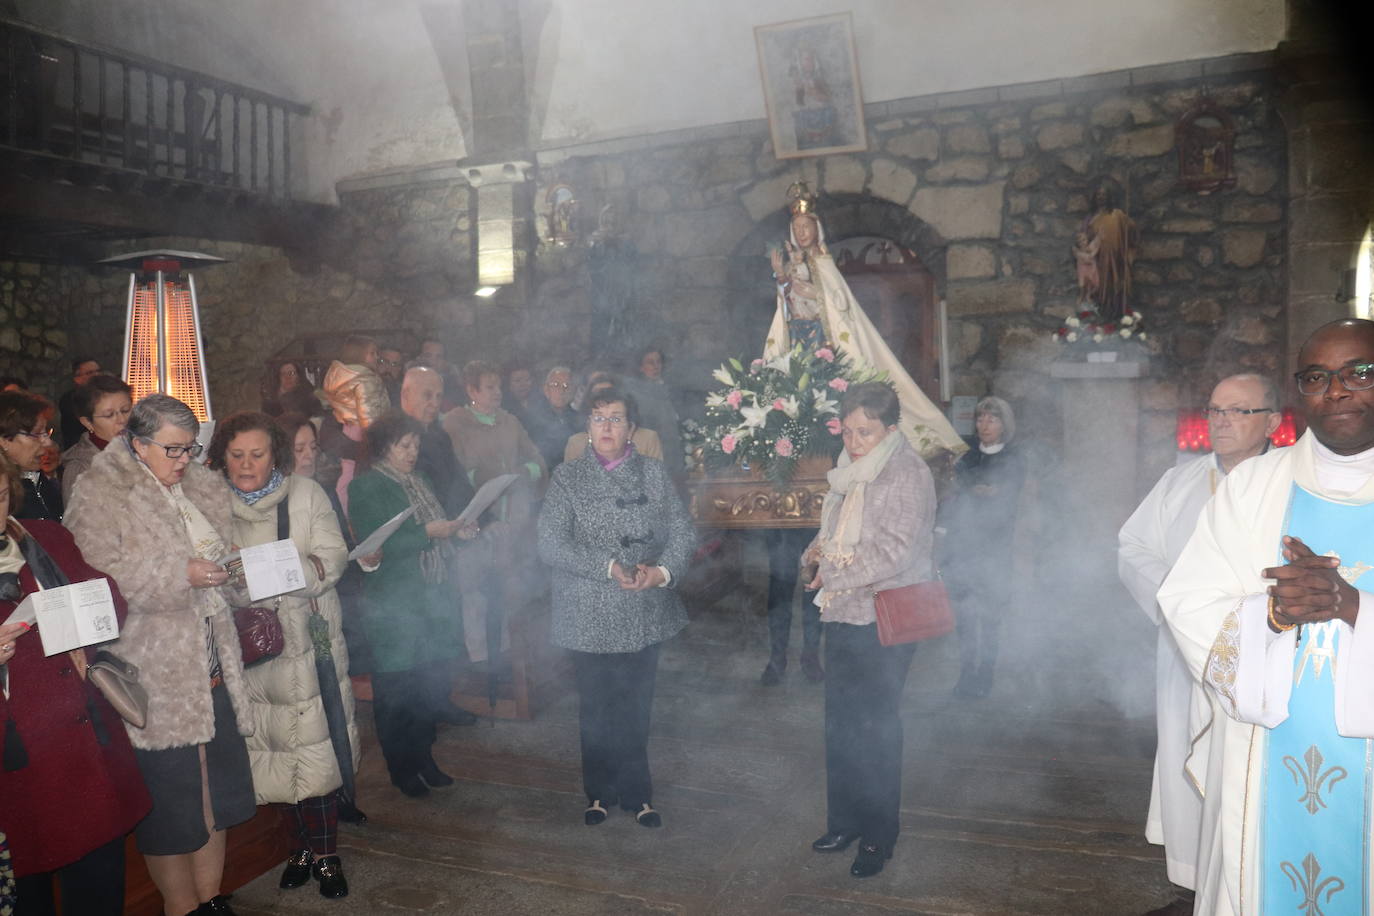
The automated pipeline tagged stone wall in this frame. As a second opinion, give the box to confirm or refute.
[0,259,87,397]
[532,61,1287,485]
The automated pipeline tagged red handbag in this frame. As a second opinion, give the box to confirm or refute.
[234,603,284,666]
[874,580,954,646]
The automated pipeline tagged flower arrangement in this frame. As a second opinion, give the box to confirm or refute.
[1053,306,1147,346]
[687,345,882,487]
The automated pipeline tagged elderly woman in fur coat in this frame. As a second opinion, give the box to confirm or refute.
[66,394,255,916]
[208,411,359,900]
[537,384,694,830]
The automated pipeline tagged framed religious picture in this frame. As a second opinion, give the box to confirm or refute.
[755,12,868,160]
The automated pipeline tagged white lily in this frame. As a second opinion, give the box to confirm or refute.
[739,402,772,429]
[778,395,801,419]
[763,352,792,374]
[712,365,735,386]
[705,392,726,407]
[813,389,839,414]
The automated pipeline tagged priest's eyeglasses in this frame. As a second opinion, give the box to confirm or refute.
[1294,363,1374,396]
[138,437,204,459]
[1203,407,1273,420]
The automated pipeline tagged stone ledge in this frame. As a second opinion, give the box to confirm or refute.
[1049,358,1151,379]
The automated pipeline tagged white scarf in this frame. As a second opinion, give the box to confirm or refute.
[815,430,903,570]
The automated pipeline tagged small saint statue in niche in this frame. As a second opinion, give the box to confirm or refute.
[1176,98,1236,194]
[1076,181,1138,323]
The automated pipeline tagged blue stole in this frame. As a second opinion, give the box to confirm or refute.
[1261,484,1374,914]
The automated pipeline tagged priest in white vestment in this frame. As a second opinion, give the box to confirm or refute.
[1159,319,1374,916]
[1119,374,1281,913]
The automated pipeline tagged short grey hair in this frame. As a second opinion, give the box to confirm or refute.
[1219,373,1280,411]
[976,396,1016,444]
[126,393,199,442]
[544,365,573,385]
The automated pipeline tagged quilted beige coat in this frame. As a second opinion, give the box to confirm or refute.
[65,442,254,751]
[228,475,359,804]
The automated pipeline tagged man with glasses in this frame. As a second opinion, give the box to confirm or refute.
[1160,319,1374,915]
[522,367,582,471]
[1119,373,1281,915]
[58,357,101,448]
[377,346,405,404]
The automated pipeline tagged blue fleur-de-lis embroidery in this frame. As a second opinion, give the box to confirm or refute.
[1283,745,1348,815]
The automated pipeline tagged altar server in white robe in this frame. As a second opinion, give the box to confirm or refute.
[1119,373,1280,913]
[1159,319,1374,916]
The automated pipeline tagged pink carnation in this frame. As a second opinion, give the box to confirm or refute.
[725,389,743,409]
[750,359,764,373]
[774,437,794,457]
[828,378,849,392]
[772,397,785,411]
[826,417,842,435]
[815,348,835,362]
[721,434,738,454]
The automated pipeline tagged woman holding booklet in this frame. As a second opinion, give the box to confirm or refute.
[66,393,254,916]
[0,450,150,916]
[207,411,359,900]
[347,410,476,799]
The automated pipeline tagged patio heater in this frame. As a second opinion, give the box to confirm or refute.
[98,249,225,429]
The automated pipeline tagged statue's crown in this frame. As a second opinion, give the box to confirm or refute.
[786,181,817,216]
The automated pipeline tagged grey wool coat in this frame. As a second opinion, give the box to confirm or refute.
[538,452,694,654]
[65,442,255,751]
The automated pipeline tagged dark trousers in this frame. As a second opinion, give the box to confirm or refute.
[572,644,660,810]
[278,791,340,856]
[371,662,450,784]
[766,527,821,666]
[823,622,917,853]
[950,573,1007,678]
[14,835,126,916]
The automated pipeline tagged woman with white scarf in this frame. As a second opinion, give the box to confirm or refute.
[803,382,937,880]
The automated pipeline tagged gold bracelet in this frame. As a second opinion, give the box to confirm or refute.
[1268,596,1297,632]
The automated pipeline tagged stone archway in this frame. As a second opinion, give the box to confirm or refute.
[726,192,948,381]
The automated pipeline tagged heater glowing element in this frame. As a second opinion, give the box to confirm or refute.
[100,250,226,423]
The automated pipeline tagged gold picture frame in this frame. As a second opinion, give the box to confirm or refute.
[754,12,868,160]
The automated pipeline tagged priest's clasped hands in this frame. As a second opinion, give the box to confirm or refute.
[1263,535,1361,630]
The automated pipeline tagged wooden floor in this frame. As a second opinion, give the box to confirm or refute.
[181,533,1172,914]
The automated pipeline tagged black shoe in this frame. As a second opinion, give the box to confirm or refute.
[196,896,236,915]
[419,760,454,787]
[811,830,861,852]
[760,662,784,686]
[337,798,368,825]
[279,849,314,888]
[393,774,429,798]
[435,705,479,726]
[313,855,349,898]
[801,651,824,683]
[634,803,662,828]
[849,843,890,878]
[584,800,609,825]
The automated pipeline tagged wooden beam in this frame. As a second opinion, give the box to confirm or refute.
[0,170,344,257]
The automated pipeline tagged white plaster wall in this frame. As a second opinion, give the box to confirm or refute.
[14,0,1284,195]
[533,0,1286,143]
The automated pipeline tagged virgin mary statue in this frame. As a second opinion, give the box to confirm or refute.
[765,183,966,458]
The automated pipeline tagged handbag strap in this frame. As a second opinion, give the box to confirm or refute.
[305,554,326,615]
[277,498,290,541]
